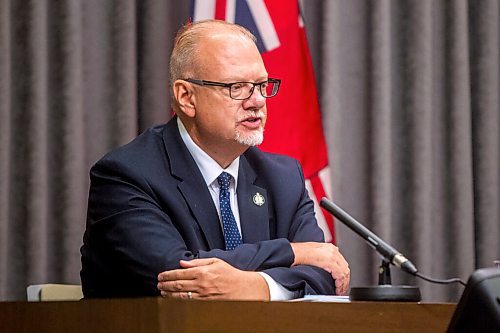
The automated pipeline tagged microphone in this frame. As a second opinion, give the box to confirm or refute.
[320,198,418,275]
[320,197,465,302]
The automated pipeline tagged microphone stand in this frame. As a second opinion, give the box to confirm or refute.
[320,198,421,302]
[348,258,421,302]
[379,259,392,285]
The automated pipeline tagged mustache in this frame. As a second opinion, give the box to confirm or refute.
[238,111,265,122]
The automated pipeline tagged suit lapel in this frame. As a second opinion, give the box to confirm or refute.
[162,118,225,249]
[237,154,270,243]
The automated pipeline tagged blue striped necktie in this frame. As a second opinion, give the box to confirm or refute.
[217,172,242,250]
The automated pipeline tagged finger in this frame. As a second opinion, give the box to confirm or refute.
[335,281,347,296]
[335,274,350,296]
[158,259,221,281]
[160,290,196,299]
[179,258,219,268]
[336,286,348,296]
[158,269,183,282]
[158,268,198,282]
[158,279,198,292]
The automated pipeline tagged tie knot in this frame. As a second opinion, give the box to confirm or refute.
[217,172,232,191]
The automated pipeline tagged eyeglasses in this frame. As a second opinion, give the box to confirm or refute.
[184,78,281,100]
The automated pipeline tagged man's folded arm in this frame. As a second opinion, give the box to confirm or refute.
[83,164,299,296]
[85,211,298,293]
[83,158,344,298]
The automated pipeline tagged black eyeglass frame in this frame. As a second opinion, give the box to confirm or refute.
[184,78,281,100]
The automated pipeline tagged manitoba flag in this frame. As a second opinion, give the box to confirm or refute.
[191,0,335,243]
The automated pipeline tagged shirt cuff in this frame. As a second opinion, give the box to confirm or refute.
[258,272,298,301]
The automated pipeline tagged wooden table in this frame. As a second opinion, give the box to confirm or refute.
[0,298,456,333]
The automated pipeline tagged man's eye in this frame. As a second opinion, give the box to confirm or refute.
[231,83,244,91]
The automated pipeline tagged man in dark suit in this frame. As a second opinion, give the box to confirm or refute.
[81,20,349,300]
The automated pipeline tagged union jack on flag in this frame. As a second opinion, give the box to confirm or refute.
[191,0,335,243]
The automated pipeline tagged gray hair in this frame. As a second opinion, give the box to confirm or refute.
[169,20,257,86]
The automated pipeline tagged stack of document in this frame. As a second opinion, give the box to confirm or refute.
[289,295,350,302]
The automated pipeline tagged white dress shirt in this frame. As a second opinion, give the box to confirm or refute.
[177,118,295,300]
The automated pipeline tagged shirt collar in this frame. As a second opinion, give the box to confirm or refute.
[177,117,239,187]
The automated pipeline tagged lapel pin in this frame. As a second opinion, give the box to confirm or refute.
[253,192,265,206]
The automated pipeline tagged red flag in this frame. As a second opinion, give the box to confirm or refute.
[191,0,335,242]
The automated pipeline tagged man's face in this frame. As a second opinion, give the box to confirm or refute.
[189,33,268,151]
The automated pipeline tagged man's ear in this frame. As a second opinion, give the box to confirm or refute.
[173,80,196,118]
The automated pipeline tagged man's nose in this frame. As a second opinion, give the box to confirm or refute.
[244,86,266,107]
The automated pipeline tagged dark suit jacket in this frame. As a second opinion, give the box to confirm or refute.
[80,117,335,298]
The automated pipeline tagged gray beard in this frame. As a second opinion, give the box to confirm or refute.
[235,128,264,146]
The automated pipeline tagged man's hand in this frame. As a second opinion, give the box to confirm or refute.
[290,242,350,296]
[157,258,270,301]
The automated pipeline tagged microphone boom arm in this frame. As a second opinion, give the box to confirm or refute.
[320,198,418,275]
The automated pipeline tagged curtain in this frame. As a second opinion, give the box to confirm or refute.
[311,0,499,302]
[0,0,189,301]
[0,0,498,302]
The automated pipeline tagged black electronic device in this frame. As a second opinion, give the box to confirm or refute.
[447,267,500,333]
